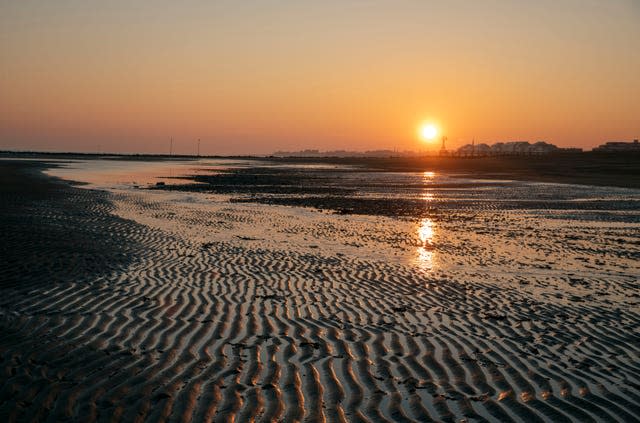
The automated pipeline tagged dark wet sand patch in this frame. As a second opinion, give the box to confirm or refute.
[148,162,640,219]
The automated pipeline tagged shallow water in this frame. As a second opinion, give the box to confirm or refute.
[45,158,239,188]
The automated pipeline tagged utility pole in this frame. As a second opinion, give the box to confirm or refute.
[197,139,200,157]
[169,137,173,156]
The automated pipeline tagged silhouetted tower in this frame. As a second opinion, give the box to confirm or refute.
[440,136,448,155]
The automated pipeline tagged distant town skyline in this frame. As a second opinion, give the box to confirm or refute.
[1,1,639,155]
[273,139,640,158]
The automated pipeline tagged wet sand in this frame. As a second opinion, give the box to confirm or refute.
[1,158,639,422]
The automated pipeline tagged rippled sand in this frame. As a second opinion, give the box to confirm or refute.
[1,158,639,422]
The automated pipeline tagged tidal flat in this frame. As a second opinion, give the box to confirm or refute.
[1,157,639,422]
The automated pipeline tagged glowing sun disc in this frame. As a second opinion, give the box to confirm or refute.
[420,124,438,141]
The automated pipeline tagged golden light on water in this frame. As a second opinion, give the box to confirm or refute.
[422,171,436,201]
[418,218,434,243]
[416,218,436,271]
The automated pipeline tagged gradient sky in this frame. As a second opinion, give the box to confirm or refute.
[1,1,639,155]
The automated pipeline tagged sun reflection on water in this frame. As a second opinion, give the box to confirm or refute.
[421,171,435,201]
[416,218,436,271]
[423,171,436,179]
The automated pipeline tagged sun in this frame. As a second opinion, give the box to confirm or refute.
[419,123,438,141]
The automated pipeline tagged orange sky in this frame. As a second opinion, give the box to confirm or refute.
[1,1,639,154]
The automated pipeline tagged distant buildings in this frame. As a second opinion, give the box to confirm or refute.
[275,140,594,158]
[456,141,578,156]
[593,139,640,152]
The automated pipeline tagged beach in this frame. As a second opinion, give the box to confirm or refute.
[1,157,639,422]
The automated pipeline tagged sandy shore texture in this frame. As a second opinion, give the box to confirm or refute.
[1,159,639,422]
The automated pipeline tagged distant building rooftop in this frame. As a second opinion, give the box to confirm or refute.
[593,139,640,152]
[456,141,567,156]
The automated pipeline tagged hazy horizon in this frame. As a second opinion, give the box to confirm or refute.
[2,1,639,155]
